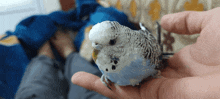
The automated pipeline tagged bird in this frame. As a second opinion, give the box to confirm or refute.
[89,21,162,89]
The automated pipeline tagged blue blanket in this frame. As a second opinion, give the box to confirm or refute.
[0,0,136,98]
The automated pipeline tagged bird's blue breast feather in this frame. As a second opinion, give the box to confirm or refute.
[100,57,158,86]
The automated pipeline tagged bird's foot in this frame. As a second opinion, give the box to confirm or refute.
[101,75,112,90]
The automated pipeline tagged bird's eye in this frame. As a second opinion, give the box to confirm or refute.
[109,39,116,45]
[95,43,98,45]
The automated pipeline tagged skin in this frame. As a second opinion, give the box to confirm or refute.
[38,41,55,59]
[38,30,75,59]
[71,7,220,99]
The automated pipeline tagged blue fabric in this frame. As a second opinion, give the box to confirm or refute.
[0,44,29,99]
[0,0,136,98]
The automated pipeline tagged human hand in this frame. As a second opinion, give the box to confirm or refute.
[71,7,220,99]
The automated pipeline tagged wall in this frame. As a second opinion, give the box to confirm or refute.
[43,0,61,13]
[0,0,61,35]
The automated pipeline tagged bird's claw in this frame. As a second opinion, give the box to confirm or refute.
[101,75,112,90]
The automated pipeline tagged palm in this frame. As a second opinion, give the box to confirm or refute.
[72,8,220,99]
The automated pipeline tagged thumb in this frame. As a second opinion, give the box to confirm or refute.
[161,11,209,35]
[161,7,220,66]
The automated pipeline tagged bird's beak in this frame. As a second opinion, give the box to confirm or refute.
[92,49,99,63]
[92,43,103,50]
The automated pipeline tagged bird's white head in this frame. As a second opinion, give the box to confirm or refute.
[89,21,119,50]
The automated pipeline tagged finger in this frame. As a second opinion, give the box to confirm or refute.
[161,11,210,35]
[113,84,141,99]
[71,71,117,98]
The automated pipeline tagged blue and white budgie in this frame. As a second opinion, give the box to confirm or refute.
[89,21,162,88]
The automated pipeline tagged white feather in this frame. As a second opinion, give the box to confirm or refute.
[89,21,113,45]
